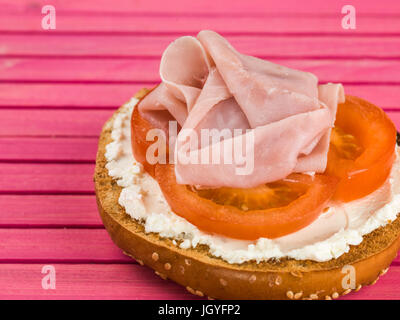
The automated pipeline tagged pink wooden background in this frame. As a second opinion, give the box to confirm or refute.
[0,0,400,299]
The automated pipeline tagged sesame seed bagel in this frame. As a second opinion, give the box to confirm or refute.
[94,90,400,300]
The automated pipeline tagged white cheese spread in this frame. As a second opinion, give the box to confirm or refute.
[105,98,400,264]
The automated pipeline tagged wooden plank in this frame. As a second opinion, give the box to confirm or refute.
[2,0,400,15]
[0,83,144,108]
[0,229,131,263]
[1,58,400,84]
[0,195,102,227]
[0,262,398,299]
[0,137,98,162]
[0,13,399,35]
[387,112,400,128]
[345,85,400,110]
[0,263,200,300]
[2,34,400,59]
[0,84,399,110]
[0,163,95,193]
[1,108,400,139]
[0,109,113,136]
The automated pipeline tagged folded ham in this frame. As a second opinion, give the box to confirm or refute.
[138,30,345,188]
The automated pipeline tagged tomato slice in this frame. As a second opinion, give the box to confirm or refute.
[155,164,337,240]
[131,105,158,177]
[325,96,396,202]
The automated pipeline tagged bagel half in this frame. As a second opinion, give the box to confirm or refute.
[94,90,400,300]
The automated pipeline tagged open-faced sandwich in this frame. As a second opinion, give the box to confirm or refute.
[95,30,400,300]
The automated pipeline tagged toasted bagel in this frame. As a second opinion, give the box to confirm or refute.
[94,91,400,300]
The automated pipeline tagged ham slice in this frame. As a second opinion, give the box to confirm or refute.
[139,30,345,188]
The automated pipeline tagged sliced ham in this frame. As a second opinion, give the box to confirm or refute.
[138,30,345,188]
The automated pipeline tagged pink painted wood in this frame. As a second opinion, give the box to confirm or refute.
[1,58,400,84]
[0,83,143,108]
[0,109,113,136]
[0,83,400,110]
[1,13,400,35]
[0,264,201,300]
[0,262,395,300]
[0,163,95,193]
[1,35,400,59]
[0,84,399,110]
[0,0,399,300]
[0,195,102,227]
[1,109,400,140]
[0,229,131,263]
[2,0,400,15]
[0,137,98,161]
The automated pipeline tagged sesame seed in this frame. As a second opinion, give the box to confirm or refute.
[290,271,303,278]
[355,284,362,292]
[151,252,159,261]
[286,291,294,299]
[186,286,195,295]
[164,263,171,271]
[185,259,191,266]
[325,296,332,300]
[155,271,167,280]
[342,289,351,295]
[294,292,303,299]
[310,294,318,300]
[179,265,185,275]
[195,290,204,297]
[380,268,389,276]
[332,292,339,299]
[275,275,282,286]
[249,275,257,283]
[137,259,144,266]
[219,278,228,286]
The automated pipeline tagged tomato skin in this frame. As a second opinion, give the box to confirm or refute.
[326,96,396,202]
[155,164,337,240]
[131,105,157,177]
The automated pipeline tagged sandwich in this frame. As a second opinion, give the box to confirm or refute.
[94,30,400,300]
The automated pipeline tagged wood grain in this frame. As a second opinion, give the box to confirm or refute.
[1,35,400,58]
[0,195,102,227]
[0,263,201,300]
[0,109,113,136]
[0,84,399,110]
[1,13,399,35]
[1,58,400,84]
[2,0,400,15]
[0,163,95,193]
[0,83,142,108]
[0,229,131,263]
[0,137,98,162]
[0,262,398,299]
[1,109,400,138]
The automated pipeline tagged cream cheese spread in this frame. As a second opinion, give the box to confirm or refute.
[105,97,400,264]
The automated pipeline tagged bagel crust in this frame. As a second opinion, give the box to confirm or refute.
[94,91,400,300]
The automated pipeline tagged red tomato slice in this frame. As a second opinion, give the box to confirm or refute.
[325,95,396,202]
[155,164,337,240]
